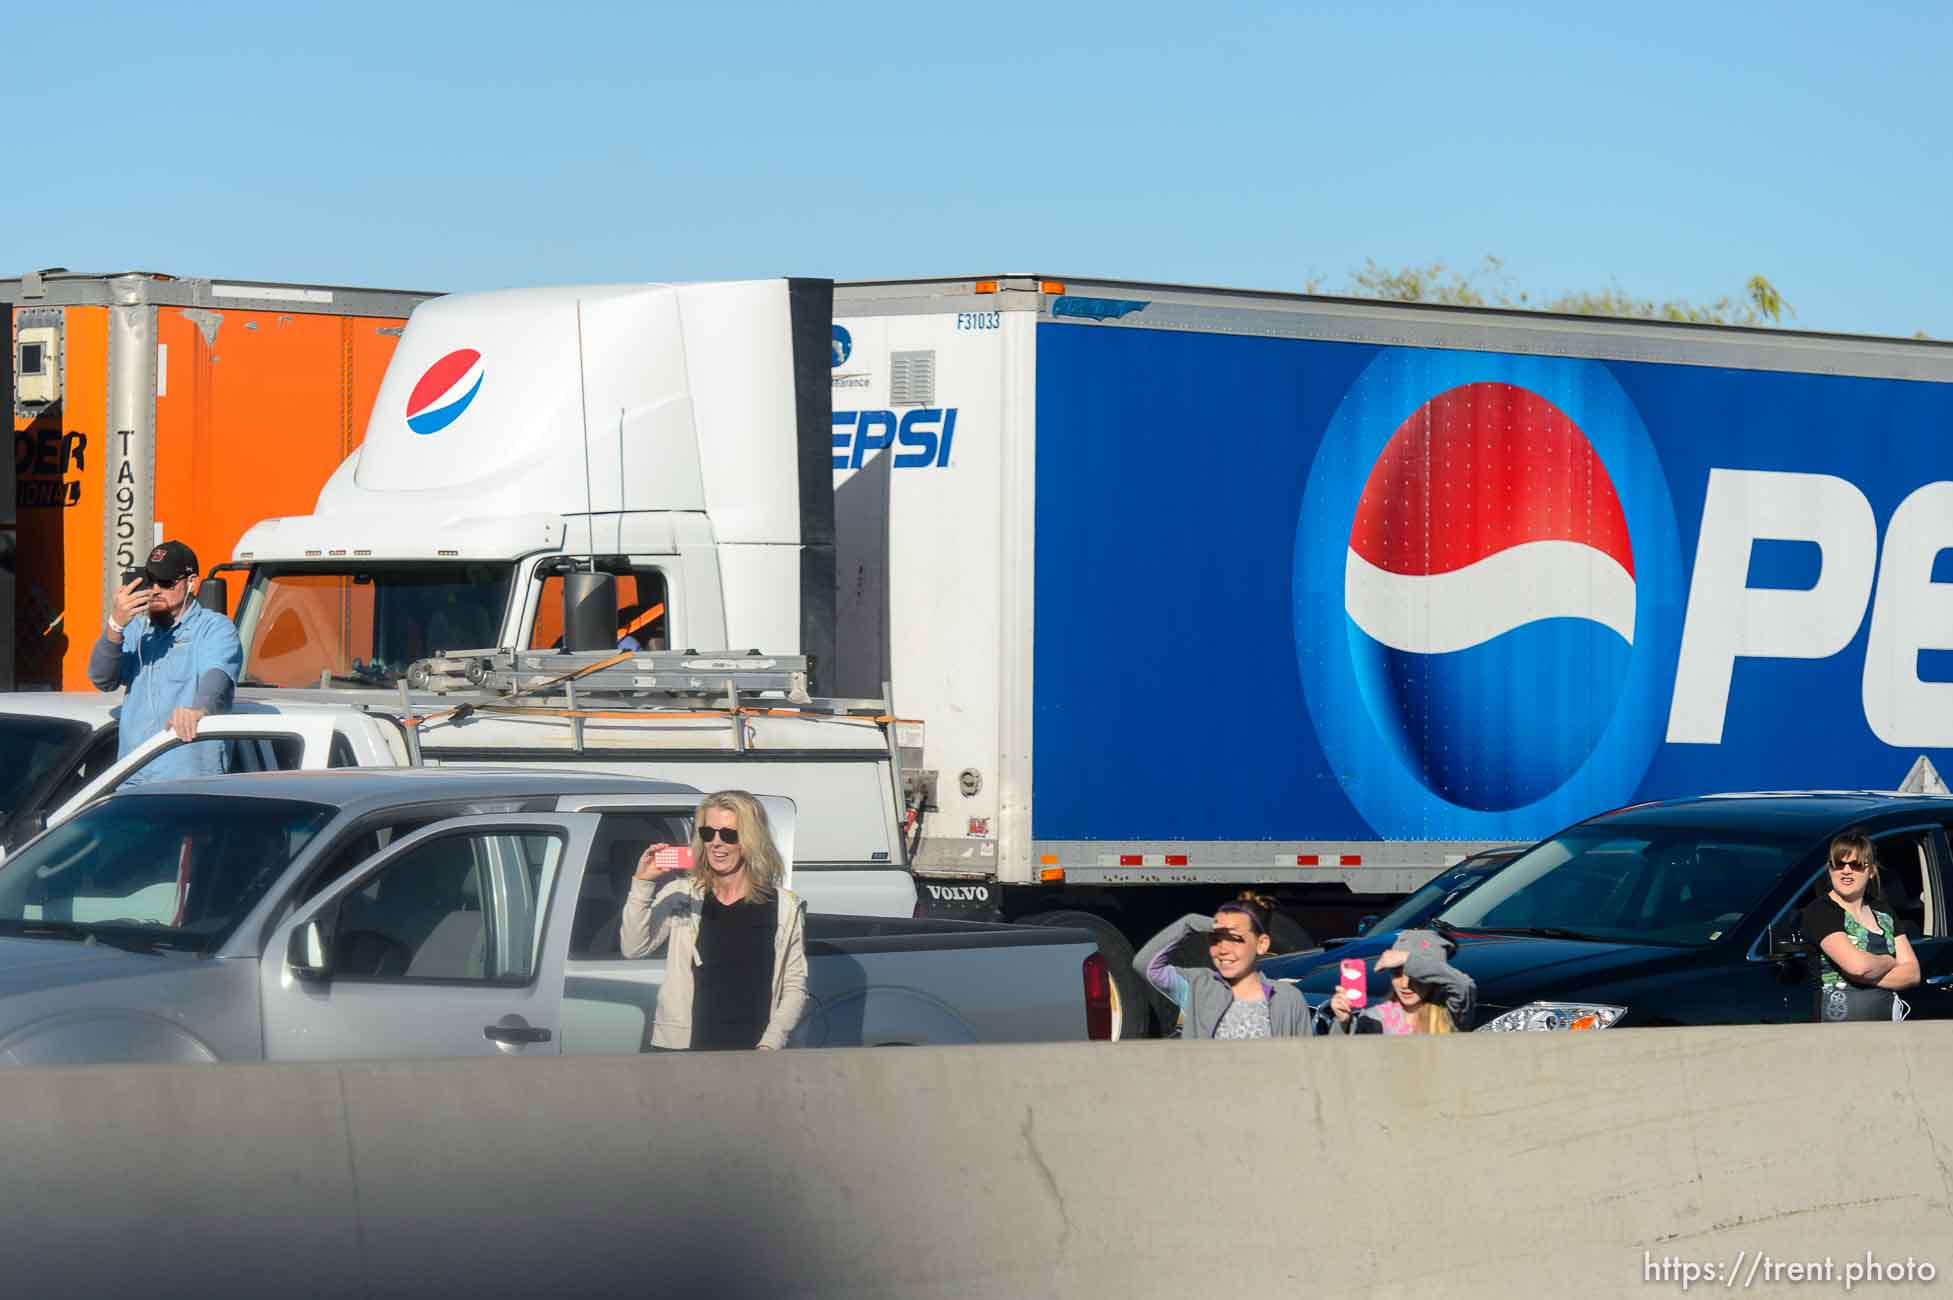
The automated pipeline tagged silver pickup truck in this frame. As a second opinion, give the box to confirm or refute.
[0,769,1103,1065]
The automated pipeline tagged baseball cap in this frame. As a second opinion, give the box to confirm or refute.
[143,540,199,585]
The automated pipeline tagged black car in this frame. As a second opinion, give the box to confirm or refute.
[1335,846,1526,947]
[1278,793,1953,1030]
[1259,846,1524,985]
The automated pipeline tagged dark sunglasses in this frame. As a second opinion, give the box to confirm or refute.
[698,826,741,845]
[1829,857,1867,871]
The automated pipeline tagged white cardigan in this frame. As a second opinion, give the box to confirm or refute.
[620,876,809,1050]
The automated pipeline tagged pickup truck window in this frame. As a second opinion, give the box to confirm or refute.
[226,734,306,773]
[0,795,335,952]
[40,728,120,816]
[235,562,515,689]
[570,811,695,959]
[329,829,564,983]
[1441,826,1804,947]
[0,716,90,821]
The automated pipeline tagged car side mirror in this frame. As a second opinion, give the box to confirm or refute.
[1354,914,1378,936]
[4,810,48,850]
[288,920,332,982]
[1766,919,1805,962]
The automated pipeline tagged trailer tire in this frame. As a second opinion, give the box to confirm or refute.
[1021,909,1149,1042]
[1268,913,1314,956]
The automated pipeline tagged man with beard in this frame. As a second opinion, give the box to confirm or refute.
[87,540,243,784]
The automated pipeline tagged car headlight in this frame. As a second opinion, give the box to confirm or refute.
[1477,1002,1625,1032]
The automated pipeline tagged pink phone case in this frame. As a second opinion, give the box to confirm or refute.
[653,845,693,871]
[1339,959,1368,1008]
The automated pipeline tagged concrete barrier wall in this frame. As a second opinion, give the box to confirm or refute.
[2,1025,1949,1298]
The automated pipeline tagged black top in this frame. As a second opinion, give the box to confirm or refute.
[1801,898,1894,968]
[1801,897,1897,1021]
[690,892,776,1051]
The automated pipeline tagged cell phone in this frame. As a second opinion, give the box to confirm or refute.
[651,844,692,872]
[121,567,153,592]
[1339,959,1368,1009]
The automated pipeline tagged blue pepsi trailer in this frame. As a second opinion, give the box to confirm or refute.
[831,275,1953,1033]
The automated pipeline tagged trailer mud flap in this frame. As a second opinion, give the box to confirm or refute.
[915,880,1001,920]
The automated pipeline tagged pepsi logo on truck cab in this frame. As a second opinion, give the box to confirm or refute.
[405,348,485,435]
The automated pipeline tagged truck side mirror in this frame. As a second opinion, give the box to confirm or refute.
[288,920,332,981]
[196,574,229,614]
[562,571,618,652]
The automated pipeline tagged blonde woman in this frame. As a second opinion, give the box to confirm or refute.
[621,791,809,1051]
[1327,929,1473,1035]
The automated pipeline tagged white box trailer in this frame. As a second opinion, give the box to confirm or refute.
[831,274,1953,1033]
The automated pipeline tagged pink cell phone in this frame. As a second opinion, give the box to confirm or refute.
[1339,959,1368,1009]
[652,844,693,872]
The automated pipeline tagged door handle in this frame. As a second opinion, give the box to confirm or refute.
[483,1021,553,1045]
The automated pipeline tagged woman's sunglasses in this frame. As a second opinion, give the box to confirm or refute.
[698,826,741,845]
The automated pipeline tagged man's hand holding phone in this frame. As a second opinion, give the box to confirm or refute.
[634,843,693,881]
[108,575,149,636]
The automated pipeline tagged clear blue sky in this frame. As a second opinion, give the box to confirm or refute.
[10,1,1947,338]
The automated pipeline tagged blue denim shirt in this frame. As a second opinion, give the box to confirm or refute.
[89,602,244,785]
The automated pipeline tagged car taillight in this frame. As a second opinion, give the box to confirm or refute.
[1082,952,1112,1041]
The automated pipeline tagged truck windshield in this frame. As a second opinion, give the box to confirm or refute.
[0,716,90,822]
[235,562,515,687]
[1437,825,1805,948]
[0,794,335,954]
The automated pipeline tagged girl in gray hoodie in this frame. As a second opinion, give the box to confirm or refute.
[1327,929,1474,1034]
[1132,893,1312,1039]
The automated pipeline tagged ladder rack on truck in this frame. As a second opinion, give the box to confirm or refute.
[405,648,819,704]
[394,649,934,852]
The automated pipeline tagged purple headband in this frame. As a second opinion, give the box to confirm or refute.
[1215,901,1266,935]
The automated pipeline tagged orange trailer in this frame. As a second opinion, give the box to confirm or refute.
[6,271,437,689]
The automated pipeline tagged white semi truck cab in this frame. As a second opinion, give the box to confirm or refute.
[228,279,835,689]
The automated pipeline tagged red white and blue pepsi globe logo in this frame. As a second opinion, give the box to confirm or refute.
[1295,351,1683,840]
[405,348,485,435]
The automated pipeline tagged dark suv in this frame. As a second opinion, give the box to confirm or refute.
[1280,793,1953,1030]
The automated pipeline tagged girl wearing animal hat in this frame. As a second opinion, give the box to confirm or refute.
[1327,929,1474,1035]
